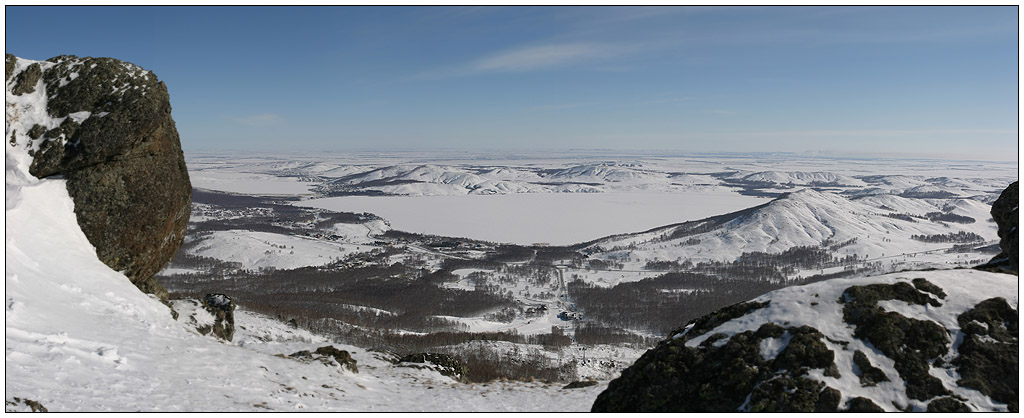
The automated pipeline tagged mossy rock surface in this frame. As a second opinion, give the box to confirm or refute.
[11,62,41,95]
[840,280,950,401]
[671,300,769,342]
[852,350,888,387]
[844,396,884,412]
[953,297,1018,411]
[592,319,840,412]
[927,397,972,412]
[591,272,1016,412]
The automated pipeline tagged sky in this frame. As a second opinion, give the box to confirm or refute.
[5,6,1019,160]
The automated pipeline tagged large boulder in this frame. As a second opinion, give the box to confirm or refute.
[6,54,191,301]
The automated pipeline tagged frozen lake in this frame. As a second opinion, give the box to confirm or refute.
[299,191,770,245]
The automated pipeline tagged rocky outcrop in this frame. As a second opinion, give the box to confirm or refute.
[397,353,468,382]
[200,294,235,341]
[288,346,358,373]
[953,297,1019,411]
[6,54,191,301]
[5,397,47,413]
[978,181,1018,273]
[562,380,599,389]
[169,294,235,342]
[592,273,1018,412]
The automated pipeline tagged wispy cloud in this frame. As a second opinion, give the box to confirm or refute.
[228,113,285,127]
[473,42,631,72]
[414,42,640,79]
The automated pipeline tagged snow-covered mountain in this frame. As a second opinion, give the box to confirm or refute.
[725,170,866,187]
[586,189,998,275]
[317,163,681,196]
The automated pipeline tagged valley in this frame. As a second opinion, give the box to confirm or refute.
[156,152,1013,385]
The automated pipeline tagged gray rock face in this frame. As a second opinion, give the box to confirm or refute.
[989,181,1018,272]
[6,54,191,301]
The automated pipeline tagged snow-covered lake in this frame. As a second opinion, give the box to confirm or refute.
[299,191,769,245]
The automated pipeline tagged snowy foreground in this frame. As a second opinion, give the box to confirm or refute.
[5,147,604,412]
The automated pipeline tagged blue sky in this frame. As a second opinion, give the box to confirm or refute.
[5,6,1018,160]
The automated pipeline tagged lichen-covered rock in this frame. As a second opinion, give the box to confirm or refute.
[953,297,1018,411]
[397,353,468,382]
[6,54,191,302]
[844,397,884,412]
[592,317,841,412]
[591,272,1018,412]
[11,62,41,96]
[852,350,888,387]
[979,181,1018,273]
[840,281,950,401]
[927,397,972,412]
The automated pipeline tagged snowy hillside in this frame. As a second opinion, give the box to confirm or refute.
[5,60,603,412]
[726,170,866,187]
[186,230,375,270]
[4,179,602,410]
[586,189,999,275]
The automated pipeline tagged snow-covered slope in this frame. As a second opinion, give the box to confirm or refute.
[4,179,601,410]
[727,170,866,187]
[5,62,602,412]
[587,189,998,273]
[186,230,373,270]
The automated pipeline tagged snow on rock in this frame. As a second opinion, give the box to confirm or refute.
[593,269,1018,412]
